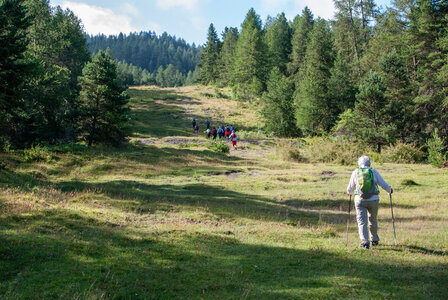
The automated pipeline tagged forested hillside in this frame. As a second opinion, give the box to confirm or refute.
[1,0,129,148]
[199,1,448,164]
[86,32,201,87]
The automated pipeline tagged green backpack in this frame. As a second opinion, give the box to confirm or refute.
[356,168,379,199]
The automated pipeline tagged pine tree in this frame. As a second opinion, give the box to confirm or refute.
[327,50,358,117]
[288,7,314,79]
[218,27,238,85]
[185,66,200,85]
[354,70,391,152]
[379,50,415,143]
[156,66,165,86]
[295,18,335,133]
[362,7,407,77]
[19,1,90,143]
[78,51,130,146]
[264,12,291,75]
[403,0,448,141]
[0,0,32,147]
[260,68,297,137]
[231,8,267,100]
[333,0,374,79]
[199,23,220,85]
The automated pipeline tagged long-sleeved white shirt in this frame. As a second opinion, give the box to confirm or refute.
[347,168,392,201]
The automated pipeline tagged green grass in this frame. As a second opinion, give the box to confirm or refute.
[1,86,447,299]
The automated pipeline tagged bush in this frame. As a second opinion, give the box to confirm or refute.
[237,130,268,140]
[23,145,53,163]
[0,138,12,153]
[200,92,215,98]
[301,137,368,165]
[213,87,230,99]
[426,129,447,167]
[206,140,229,154]
[276,137,428,165]
[275,140,306,162]
[381,142,425,164]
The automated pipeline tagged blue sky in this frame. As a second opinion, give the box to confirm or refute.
[50,0,393,46]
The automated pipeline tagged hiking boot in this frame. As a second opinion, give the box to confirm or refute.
[371,241,379,246]
[360,242,370,250]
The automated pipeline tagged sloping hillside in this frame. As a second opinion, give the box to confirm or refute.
[0,86,447,298]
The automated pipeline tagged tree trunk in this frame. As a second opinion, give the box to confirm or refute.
[348,5,362,77]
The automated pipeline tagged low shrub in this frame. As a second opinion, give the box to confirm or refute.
[237,130,268,140]
[200,92,214,98]
[206,140,229,154]
[23,145,53,163]
[275,140,306,162]
[300,137,367,165]
[381,142,425,164]
[213,87,230,99]
[0,138,12,153]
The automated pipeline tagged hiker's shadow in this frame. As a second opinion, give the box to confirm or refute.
[404,245,446,256]
[374,244,446,256]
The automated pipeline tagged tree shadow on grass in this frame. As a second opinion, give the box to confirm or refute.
[1,166,355,228]
[0,211,447,298]
[55,180,323,226]
[284,199,417,211]
[403,245,447,256]
[0,164,418,231]
[99,143,243,166]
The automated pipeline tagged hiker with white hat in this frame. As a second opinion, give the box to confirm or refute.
[347,156,393,249]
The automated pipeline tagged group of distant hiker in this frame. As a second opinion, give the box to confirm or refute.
[191,118,238,149]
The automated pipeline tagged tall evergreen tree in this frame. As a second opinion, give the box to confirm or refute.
[288,7,314,79]
[199,23,220,85]
[260,67,297,137]
[264,12,291,75]
[333,0,374,79]
[327,50,358,116]
[78,51,130,146]
[19,0,90,143]
[231,8,267,100]
[218,27,238,85]
[295,18,335,133]
[354,70,391,152]
[379,50,415,143]
[403,0,448,141]
[0,0,32,147]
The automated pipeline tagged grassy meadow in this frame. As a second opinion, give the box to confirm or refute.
[0,85,447,299]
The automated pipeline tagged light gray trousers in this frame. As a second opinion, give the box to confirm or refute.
[355,199,379,244]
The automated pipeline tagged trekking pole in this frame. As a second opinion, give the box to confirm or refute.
[389,193,397,246]
[345,194,351,247]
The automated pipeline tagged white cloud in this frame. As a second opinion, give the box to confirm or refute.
[121,3,139,17]
[156,0,198,11]
[60,1,138,35]
[293,0,335,20]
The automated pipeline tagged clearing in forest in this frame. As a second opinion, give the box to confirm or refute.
[0,86,447,299]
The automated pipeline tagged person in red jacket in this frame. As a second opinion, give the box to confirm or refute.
[230,130,237,149]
